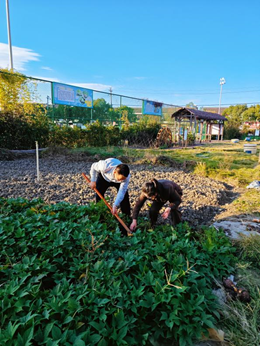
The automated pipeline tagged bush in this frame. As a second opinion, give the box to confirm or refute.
[49,126,88,148]
[0,113,50,149]
[85,121,121,147]
[224,125,242,140]
[121,121,160,147]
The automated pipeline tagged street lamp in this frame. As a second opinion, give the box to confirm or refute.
[6,0,13,70]
[218,77,226,114]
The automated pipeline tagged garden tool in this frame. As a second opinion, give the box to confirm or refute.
[82,173,132,237]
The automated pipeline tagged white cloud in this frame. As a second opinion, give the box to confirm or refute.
[0,42,40,71]
[33,75,60,83]
[41,66,53,71]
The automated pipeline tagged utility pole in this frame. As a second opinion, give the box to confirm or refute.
[6,0,14,70]
[218,77,226,114]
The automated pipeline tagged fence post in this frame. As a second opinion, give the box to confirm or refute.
[36,141,40,181]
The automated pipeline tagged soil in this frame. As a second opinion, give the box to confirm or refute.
[0,153,242,228]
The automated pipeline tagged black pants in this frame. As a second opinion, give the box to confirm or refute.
[96,174,130,235]
[96,174,130,216]
[149,201,182,227]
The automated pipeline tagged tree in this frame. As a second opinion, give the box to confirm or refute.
[92,98,111,123]
[241,105,260,122]
[222,104,248,139]
[115,105,137,126]
[0,68,41,116]
[185,102,198,110]
[222,104,248,127]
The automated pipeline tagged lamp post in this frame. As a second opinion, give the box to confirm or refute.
[218,77,226,114]
[6,0,13,70]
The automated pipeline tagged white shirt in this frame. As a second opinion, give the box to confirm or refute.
[90,158,130,207]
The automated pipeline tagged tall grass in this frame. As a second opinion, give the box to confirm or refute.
[220,265,260,346]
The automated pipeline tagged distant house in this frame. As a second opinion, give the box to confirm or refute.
[243,121,260,131]
[171,107,227,142]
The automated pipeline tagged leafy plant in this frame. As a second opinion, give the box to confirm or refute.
[0,198,236,345]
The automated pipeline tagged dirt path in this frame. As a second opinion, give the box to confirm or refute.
[0,156,241,227]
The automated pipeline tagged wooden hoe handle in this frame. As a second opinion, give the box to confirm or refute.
[82,173,132,236]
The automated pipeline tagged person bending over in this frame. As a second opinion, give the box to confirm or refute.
[130,178,182,231]
[89,158,131,218]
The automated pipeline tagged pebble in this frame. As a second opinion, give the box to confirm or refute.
[0,156,236,226]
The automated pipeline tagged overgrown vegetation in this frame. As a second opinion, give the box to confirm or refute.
[0,198,237,346]
[0,69,51,149]
[219,254,260,345]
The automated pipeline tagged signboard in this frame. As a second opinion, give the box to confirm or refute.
[184,129,188,141]
[52,82,93,108]
[142,100,162,116]
[212,124,220,135]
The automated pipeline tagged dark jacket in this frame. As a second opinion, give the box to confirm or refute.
[132,179,183,219]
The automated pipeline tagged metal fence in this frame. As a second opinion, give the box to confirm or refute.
[0,70,195,148]
[7,73,181,126]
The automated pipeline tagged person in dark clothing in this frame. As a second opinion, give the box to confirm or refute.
[129,179,182,231]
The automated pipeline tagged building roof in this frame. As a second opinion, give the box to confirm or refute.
[171,108,227,121]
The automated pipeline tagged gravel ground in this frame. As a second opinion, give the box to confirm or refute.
[0,156,238,227]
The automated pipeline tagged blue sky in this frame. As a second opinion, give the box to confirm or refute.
[0,0,260,107]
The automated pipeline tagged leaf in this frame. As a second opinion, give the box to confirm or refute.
[43,322,55,341]
[97,338,107,346]
[52,325,62,340]
[19,312,38,324]
[89,334,102,344]
[113,310,127,329]
[46,340,61,346]
[6,321,21,338]
[117,326,128,341]
[203,319,215,329]
[68,298,80,311]
[73,339,85,346]
[63,315,73,324]
[89,321,102,331]
[23,325,34,346]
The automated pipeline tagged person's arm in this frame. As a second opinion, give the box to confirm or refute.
[89,160,106,189]
[162,189,182,219]
[130,194,147,231]
[113,175,130,209]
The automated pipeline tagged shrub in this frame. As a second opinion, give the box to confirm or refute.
[49,125,88,148]
[224,125,241,140]
[121,121,160,147]
[0,112,50,149]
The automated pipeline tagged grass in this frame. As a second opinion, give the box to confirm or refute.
[71,142,260,188]
[219,264,260,346]
[232,190,260,215]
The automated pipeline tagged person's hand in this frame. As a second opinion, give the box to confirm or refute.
[112,205,118,215]
[130,219,137,231]
[89,181,96,190]
[162,207,171,219]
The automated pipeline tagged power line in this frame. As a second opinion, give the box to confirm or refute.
[187,102,260,107]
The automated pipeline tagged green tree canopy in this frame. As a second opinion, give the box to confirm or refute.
[185,102,198,109]
[241,104,260,122]
[222,104,248,127]
[0,68,41,116]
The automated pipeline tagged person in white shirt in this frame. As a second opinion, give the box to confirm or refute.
[89,158,131,221]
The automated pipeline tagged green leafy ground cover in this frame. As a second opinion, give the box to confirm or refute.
[0,198,236,346]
